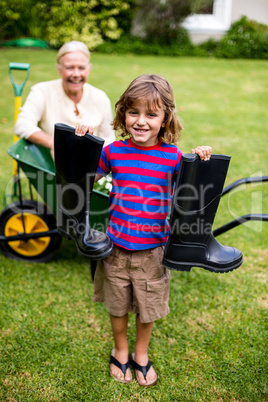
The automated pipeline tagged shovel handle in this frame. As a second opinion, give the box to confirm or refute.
[9,62,30,96]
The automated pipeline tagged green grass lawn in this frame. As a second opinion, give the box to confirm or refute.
[0,48,267,401]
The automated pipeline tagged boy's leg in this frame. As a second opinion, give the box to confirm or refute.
[134,314,157,385]
[110,313,132,381]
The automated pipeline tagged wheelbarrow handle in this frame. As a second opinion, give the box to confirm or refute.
[9,62,30,97]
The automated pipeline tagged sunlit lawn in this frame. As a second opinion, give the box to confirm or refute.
[0,48,267,401]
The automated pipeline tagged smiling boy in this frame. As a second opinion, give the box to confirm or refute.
[75,74,211,386]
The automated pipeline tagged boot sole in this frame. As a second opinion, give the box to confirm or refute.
[57,227,114,260]
[76,243,114,260]
[162,256,243,274]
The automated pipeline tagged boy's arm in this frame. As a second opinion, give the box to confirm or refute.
[191,146,212,161]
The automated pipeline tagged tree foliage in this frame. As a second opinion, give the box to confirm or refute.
[0,0,135,49]
[132,0,213,44]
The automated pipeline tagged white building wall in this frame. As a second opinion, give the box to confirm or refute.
[231,0,268,25]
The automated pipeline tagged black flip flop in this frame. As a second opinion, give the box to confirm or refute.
[110,349,132,383]
[130,352,157,387]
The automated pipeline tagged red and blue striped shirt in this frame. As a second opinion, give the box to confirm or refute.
[97,138,182,250]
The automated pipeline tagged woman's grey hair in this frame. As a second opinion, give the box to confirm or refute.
[57,41,90,65]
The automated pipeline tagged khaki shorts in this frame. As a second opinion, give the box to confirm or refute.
[93,245,170,324]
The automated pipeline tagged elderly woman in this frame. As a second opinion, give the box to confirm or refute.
[15,41,115,158]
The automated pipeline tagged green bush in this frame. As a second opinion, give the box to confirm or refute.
[96,16,268,59]
[0,0,134,49]
[96,27,196,56]
[200,16,268,59]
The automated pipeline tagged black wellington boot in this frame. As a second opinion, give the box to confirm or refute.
[163,154,243,273]
[54,123,113,259]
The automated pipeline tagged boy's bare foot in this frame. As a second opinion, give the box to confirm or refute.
[110,349,132,383]
[130,352,157,386]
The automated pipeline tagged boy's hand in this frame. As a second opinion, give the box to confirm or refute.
[191,146,212,161]
[75,125,94,137]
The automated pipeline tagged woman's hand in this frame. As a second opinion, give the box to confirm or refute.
[75,125,94,137]
[191,146,212,161]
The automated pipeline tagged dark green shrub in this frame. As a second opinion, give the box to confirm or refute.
[199,16,268,59]
[97,16,268,60]
[96,27,196,57]
[198,38,221,57]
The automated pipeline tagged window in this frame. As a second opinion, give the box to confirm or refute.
[196,2,214,15]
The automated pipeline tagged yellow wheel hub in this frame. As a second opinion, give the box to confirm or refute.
[4,212,50,257]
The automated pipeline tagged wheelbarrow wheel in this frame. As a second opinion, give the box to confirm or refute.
[0,200,62,262]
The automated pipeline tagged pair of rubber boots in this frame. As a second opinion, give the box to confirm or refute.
[163,154,243,273]
[54,123,113,259]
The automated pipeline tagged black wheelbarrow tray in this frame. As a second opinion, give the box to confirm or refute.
[0,139,267,265]
[0,138,110,263]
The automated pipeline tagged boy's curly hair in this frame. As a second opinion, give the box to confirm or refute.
[112,74,182,145]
